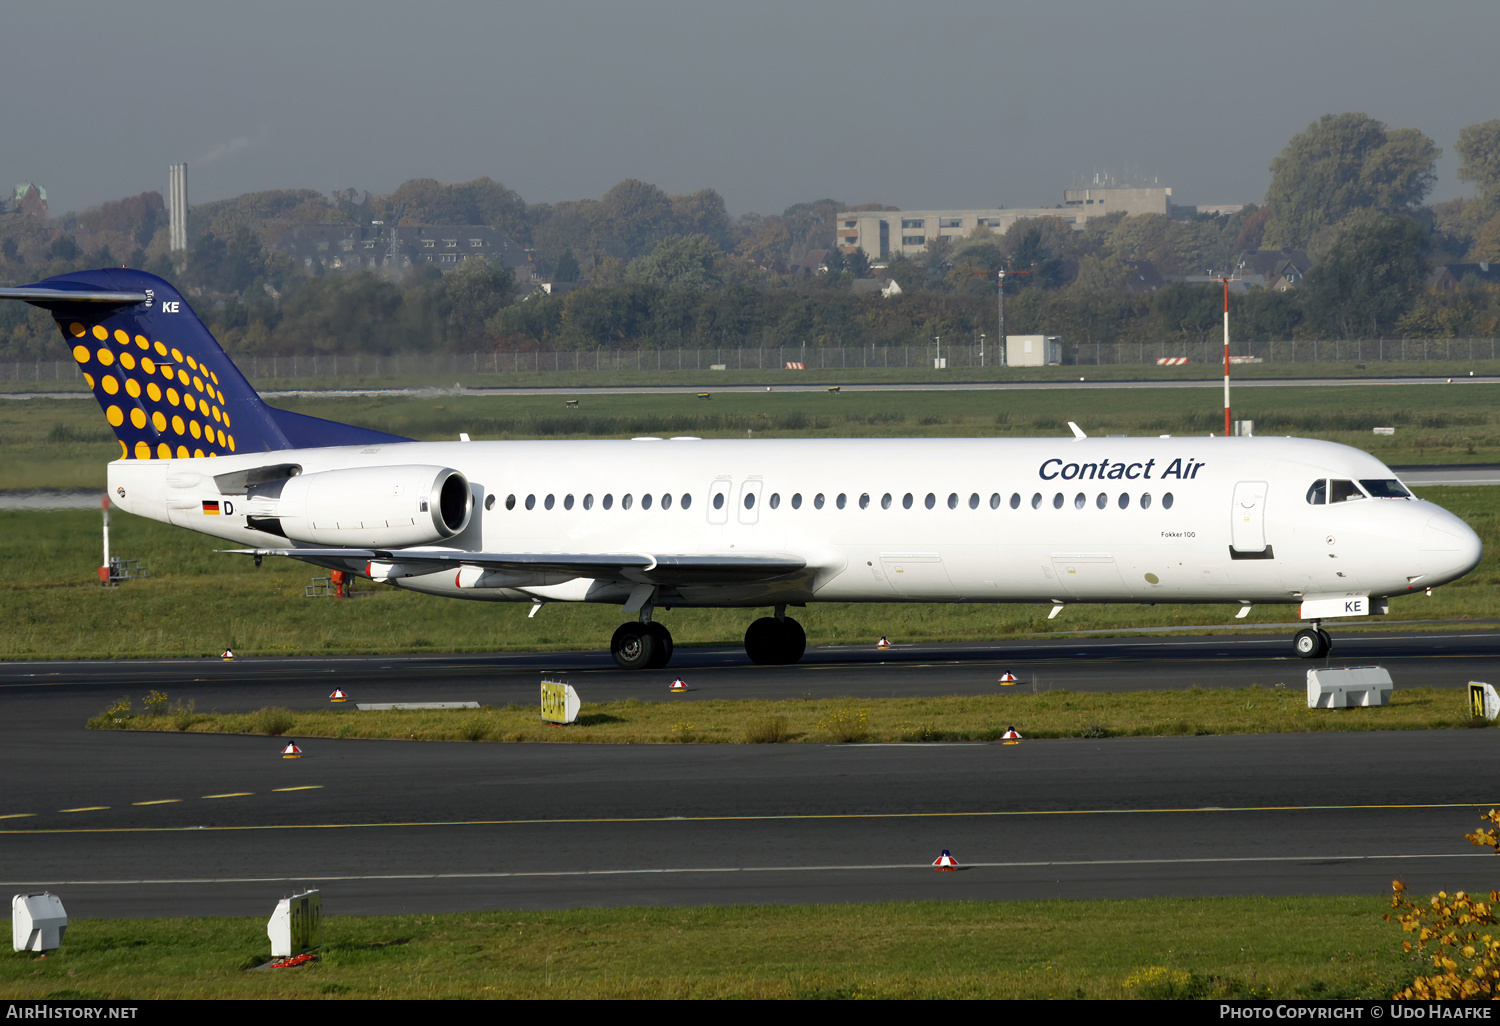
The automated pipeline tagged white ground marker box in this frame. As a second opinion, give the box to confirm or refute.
[267,889,322,958]
[1306,666,1393,708]
[12,892,67,952]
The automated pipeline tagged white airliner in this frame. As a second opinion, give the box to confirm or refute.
[1,269,1482,668]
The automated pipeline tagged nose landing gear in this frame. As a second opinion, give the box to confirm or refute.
[1293,623,1332,658]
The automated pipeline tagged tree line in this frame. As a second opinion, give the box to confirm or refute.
[4,113,1500,360]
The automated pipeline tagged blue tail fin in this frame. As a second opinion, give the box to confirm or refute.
[0,268,410,459]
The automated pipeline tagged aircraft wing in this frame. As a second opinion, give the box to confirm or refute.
[227,548,808,585]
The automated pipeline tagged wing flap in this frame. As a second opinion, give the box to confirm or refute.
[226,548,807,585]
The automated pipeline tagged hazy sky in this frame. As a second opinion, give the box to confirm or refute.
[9,0,1499,218]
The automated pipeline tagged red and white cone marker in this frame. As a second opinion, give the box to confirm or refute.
[998,672,1018,684]
[877,636,892,650]
[1001,726,1022,744]
[281,743,301,759]
[670,677,688,693]
[221,649,235,661]
[932,850,960,871]
[329,689,348,703]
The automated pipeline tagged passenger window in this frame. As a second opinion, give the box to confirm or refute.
[662,493,672,509]
[681,493,692,510]
[525,494,536,510]
[791,493,802,509]
[1306,480,1327,505]
[859,493,870,509]
[836,493,847,509]
[947,493,958,509]
[1011,493,1022,509]
[1074,493,1085,509]
[1052,493,1064,509]
[603,493,613,510]
[744,492,755,509]
[902,492,913,509]
[713,493,725,510]
[990,493,1001,510]
[1096,492,1107,509]
[583,494,594,510]
[1163,493,1174,509]
[1329,479,1365,502]
[881,493,892,510]
[564,494,574,510]
[769,493,779,509]
[623,494,633,509]
[925,492,936,510]
[1031,493,1042,509]
[969,493,980,509]
[506,494,516,511]
[641,493,653,510]
[815,493,825,509]
[544,494,555,510]
[1141,493,1153,509]
[1117,493,1130,509]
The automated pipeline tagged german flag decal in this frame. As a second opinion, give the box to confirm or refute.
[202,500,220,515]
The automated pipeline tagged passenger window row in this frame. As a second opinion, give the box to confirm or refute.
[494,489,1175,512]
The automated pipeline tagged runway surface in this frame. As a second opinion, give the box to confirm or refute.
[3,628,1499,919]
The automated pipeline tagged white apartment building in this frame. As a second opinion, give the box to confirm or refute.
[837,186,1183,261]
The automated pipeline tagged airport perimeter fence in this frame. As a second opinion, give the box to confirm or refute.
[4,337,1500,386]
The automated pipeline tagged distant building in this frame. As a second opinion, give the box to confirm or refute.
[11,182,46,221]
[837,186,1243,261]
[1430,262,1500,291]
[277,223,533,278]
[850,277,902,298]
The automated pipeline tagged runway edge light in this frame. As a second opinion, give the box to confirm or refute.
[670,677,688,693]
[222,649,235,661]
[932,850,960,871]
[998,672,1018,684]
[281,743,302,759]
[329,689,348,703]
[1002,726,1022,744]
[877,636,892,650]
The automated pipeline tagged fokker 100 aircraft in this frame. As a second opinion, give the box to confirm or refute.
[0,268,1483,668]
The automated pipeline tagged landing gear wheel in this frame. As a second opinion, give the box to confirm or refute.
[611,622,658,670]
[745,617,781,665]
[744,616,807,665]
[780,617,807,664]
[1294,628,1329,659]
[644,622,674,669]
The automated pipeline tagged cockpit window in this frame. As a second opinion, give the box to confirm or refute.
[1360,479,1411,498]
[1306,480,1326,505]
[1329,479,1366,503]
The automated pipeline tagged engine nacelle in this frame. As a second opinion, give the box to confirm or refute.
[248,465,472,547]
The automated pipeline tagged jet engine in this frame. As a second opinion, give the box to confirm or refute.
[243,465,472,547]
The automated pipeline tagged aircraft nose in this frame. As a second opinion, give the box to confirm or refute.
[1419,512,1483,584]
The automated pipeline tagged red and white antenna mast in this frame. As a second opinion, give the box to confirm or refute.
[1220,276,1240,436]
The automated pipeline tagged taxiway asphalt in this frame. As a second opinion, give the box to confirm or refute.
[2,630,1498,918]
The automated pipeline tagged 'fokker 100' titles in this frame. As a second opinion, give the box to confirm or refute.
[0,268,1481,668]
[1038,457,1206,481]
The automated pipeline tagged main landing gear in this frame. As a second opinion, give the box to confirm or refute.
[610,621,674,670]
[1293,623,1333,659]
[608,607,808,670]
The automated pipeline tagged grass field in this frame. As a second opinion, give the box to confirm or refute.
[87,685,1495,744]
[0,895,1430,999]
